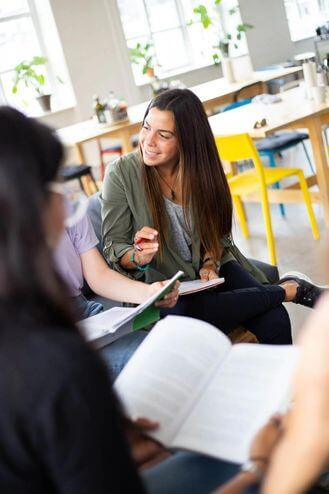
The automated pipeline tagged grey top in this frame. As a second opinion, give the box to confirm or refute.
[163,196,192,262]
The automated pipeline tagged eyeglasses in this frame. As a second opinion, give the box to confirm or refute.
[48,182,89,228]
[253,118,267,129]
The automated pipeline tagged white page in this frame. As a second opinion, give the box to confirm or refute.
[173,344,299,463]
[179,278,225,295]
[115,316,232,445]
[78,307,136,341]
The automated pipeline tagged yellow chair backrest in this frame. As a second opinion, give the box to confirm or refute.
[214,133,266,182]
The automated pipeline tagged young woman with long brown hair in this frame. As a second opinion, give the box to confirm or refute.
[101,89,322,344]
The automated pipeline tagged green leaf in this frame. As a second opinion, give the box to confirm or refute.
[193,5,212,28]
[37,74,45,85]
[31,55,48,65]
[228,7,237,15]
[214,0,222,4]
[236,23,254,32]
[212,53,220,64]
[12,86,17,94]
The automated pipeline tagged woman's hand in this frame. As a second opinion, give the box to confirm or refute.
[126,417,171,470]
[151,280,180,308]
[134,227,159,265]
[199,258,219,281]
[249,413,284,465]
[213,415,284,494]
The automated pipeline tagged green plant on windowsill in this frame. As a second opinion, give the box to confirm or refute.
[193,0,253,64]
[129,41,159,78]
[12,56,62,112]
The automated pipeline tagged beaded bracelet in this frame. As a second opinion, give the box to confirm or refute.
[130,250,150,272]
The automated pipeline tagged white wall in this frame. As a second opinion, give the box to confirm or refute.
[41,0,315,130]
[240,0,315,69]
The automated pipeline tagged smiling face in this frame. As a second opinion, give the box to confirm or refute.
[139,107,179,170]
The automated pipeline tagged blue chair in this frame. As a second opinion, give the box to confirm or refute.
[255,131,314,216]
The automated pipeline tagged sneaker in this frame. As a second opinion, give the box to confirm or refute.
[278,271,327,308]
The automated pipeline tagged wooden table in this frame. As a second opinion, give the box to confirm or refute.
[209,86,329,225]
[57,67,302,161]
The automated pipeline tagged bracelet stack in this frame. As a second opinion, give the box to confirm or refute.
[130,250,150,272]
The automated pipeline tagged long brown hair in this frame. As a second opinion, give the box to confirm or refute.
[140,88,232,261]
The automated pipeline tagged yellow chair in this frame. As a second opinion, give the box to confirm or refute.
[215,134,319,265]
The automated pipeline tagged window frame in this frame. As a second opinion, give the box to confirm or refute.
[0,0,75,115]
[283,0,329,42]
[117,0,247,86]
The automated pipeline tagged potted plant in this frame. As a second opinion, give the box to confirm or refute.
[193,1,253,80]
[12,56,52,112]
[129,41,158,78]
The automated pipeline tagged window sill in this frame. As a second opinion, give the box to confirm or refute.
[133,59,216,88]
[28,101,76,119]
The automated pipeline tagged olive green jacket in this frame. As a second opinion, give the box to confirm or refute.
[100,151,268,284]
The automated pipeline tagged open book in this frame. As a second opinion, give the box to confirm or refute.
[78,271,183,349]
[179,277,224,295]
[115,316,299,464]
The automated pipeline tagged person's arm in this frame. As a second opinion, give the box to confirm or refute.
[80,246,179,308]
[262,293,329,494]
[101,158,148,279]
[214,415,284,494]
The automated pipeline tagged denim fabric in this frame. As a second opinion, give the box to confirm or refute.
[72,293,104,320]
[142,452,240,494]
[100,330,148,380]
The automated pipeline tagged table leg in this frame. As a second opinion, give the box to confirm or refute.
[75,143,85,164]
[307,118,329,226]
[120,129,135,154]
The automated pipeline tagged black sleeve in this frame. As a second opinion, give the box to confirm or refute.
[33,345,145,494]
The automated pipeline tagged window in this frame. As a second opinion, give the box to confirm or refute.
[283,0,329,41]
[116,0,248,85]
[0,0,75,115]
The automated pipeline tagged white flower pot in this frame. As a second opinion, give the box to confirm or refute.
[221,57,235,83]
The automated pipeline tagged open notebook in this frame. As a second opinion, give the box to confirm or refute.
[78,271,183,348]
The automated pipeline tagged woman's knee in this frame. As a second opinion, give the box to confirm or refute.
[247,305,292,345]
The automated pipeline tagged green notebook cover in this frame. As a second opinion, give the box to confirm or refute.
[131,270,184,331]
[133,306,160,331]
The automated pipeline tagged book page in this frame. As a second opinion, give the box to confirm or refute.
[115,315,232,445]
[179,278,225,296]
[78,307,136,341]
[173,344,299,463]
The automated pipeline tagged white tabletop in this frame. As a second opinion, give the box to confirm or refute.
[209,86,329,139]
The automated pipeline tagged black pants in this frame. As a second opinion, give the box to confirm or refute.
[161,261,292,345]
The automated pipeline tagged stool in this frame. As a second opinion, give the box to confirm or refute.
[59,164,98,196]
[256,131,314,217]
[99,143,123,180]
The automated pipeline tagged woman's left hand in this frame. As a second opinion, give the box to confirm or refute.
[151,280,180,308]
[199,267,219,281]
[126,417,171,470]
